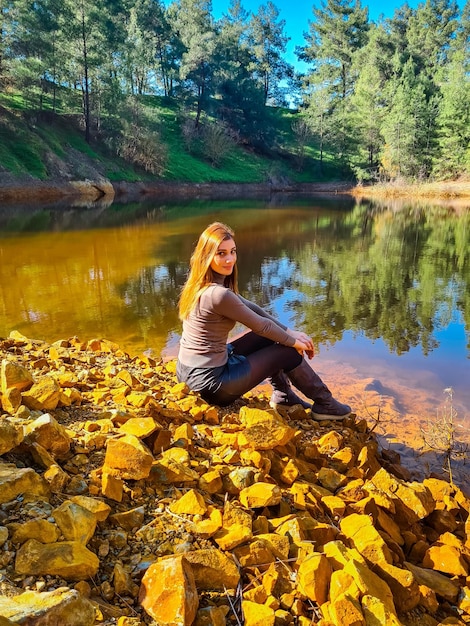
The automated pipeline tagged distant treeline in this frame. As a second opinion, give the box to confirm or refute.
[1,0,469,181]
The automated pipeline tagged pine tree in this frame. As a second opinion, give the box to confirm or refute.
[381,57,434,179]
[348,24,388,181]
[434,11,470,178]
[247,1,293,105]
[172,0,217,127]
[300,0,369,163]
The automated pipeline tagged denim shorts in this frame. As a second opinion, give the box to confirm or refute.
[176,353,252,406]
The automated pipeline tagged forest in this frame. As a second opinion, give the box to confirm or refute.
[0,0,469,183]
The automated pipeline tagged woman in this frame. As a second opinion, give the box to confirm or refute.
[176,222,352,420]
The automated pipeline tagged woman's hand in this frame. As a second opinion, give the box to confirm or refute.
[289,329,315,360]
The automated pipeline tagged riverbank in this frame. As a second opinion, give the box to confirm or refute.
[2,176,470,209]
[0,177,355,207]
[1,331,470,625]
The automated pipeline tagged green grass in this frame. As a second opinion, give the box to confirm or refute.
[0,91,345,184]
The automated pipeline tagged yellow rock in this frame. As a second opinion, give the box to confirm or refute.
[241,600,275,626]
[0,588,95,626]
[104,434,153,480]
[1,386,22,414]
[256,533,290,560]
[22,375,60,411]
[403,561,459,603]
[139,556,198,625]
[323,540,367,570]
[422,543,469,577]
[70,495,111,522]
[375,507,404,546]
[329,593,365,626]
[340,513,394,565]
[329,569,361,603]
[174,423,194,440]
[238,407,295,450]
[317,467,348,491]
[361,594,402,625]
[184,548,240,590]
[297,552,332,605]
[169,489,208,516]
[53,501,97,545]
[194,605,228,626]
[233,539,275,568]
[109,506,145,531]
[151,456,199,484]
[244,585,268,604]
[367,467,434,525]
[214,523,253,550]
[0,419,23,454]
[239,482,282,509]
[113,562,139,597]
[24,413,71,459]
[15,539,99,581]
[101,471,123,502]
[376,561,420,613]
[317,431,344,455]
[11,519,60,544]
[322,495,346,518]
[192,506,223,537]
[343,559,396,615]
[0,462,50,505]
[199,469,223,494]
[1,359,33,393]
[119,417,159,438]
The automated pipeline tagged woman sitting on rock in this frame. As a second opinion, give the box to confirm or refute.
[176,221,352,420]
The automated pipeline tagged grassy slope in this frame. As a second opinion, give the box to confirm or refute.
[0,92,342,185]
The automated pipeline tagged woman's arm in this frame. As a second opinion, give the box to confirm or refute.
[211,288,314,356]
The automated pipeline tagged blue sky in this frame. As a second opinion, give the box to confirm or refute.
[211,0,465,70]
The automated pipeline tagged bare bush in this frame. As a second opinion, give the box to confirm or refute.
[291,117,313,171]
[116,122,167,175]
[181,117,199,154]
[201,121,235,167]
[420,387,468,485]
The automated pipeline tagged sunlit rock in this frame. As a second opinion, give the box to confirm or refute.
[241,600,275,626]
[1,359,33,393]
[0,462,50,504]
[11,519,60,545]
[24,413,71,458]
[184,549,240,590]
[139,555,198,625]
[104,434,153,480]
[0,588,95,626]
[238,407,296,449]
[340,513,394,565]
[22,376,61,411]
[239,482,281,509]
[15,539,99,580]
[53,501,97,544]
[0,418,23,455]
[109,506,145,531]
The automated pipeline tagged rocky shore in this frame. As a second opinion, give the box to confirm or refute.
[1,331,470,626]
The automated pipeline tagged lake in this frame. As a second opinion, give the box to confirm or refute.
[1,193,469,477]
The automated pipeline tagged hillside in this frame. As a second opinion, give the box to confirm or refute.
[0,94,342,199]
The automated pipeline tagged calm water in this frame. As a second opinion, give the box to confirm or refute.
[1,194,469,437]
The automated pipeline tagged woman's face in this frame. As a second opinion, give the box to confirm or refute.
[210,237,237,276]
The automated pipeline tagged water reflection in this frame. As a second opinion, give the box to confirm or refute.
[1,195,469,439]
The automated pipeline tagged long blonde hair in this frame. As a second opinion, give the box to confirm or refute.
[178,222,238,320]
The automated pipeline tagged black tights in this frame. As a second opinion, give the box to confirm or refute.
[202,332,302,406]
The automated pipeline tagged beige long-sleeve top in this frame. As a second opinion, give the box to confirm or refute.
[178,283,295,368]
